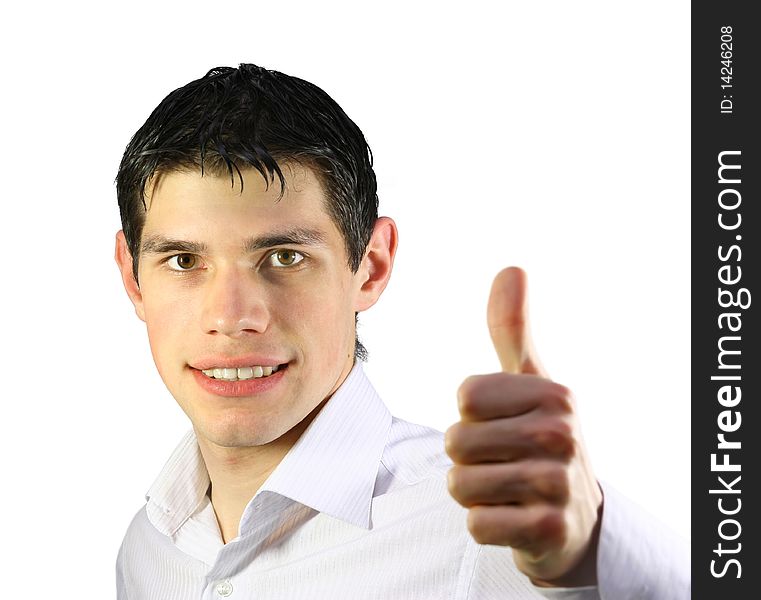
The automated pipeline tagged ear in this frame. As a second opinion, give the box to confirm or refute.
[114,230,146,322]
[354,217,398,312]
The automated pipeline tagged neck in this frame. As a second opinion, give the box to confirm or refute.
[196,399,327,544]
[198,356,357,543]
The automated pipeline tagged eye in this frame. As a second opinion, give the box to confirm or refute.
[166,253,199,271]
[268,250,305,268]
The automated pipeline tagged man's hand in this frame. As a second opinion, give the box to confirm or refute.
[445,267,604,586]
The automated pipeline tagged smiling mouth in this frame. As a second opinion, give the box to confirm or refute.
[199,364,287,382]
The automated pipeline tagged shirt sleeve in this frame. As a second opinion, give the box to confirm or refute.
[531,587,599,600]
[465,481,689,599]
[595,481,690,600]
[116,541,129,600]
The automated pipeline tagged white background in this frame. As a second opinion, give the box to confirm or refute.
[0,1,690,595]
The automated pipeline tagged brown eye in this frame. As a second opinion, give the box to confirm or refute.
[168,254,197,270]
[270,250,304,268]
[277,251,296,265]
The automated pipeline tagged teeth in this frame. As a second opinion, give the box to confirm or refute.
[201,365,282,381]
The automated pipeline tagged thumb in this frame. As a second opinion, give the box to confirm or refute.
[487,267,547,376]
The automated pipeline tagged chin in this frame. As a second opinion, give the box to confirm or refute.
[193,413,285,448]
[206,428,281,448]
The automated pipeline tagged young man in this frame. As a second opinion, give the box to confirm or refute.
[115,64,688,599]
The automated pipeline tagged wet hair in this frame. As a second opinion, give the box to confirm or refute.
[116,64,378,360]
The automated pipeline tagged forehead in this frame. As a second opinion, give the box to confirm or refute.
[142,163,335,236]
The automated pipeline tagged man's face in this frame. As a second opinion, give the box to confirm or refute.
[116,165,394,450]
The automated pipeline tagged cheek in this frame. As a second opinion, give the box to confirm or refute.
[274,276,355,351]
[142,292,195,373]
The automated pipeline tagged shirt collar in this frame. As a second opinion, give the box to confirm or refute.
[252,362,392,531]
[145,430,209,537]
[145,362,392,537]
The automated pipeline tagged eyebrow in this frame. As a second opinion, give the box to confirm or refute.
[141,237,207,255]
[243,227,328,252]
[140,227,328,255]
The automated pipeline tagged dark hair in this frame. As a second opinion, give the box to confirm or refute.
[116,64,378,360]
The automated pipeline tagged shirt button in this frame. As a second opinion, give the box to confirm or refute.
[215,579,233,597]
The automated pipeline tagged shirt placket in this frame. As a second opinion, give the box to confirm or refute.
[200,494,297,599]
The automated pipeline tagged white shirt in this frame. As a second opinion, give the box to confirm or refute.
[116,363,689,599]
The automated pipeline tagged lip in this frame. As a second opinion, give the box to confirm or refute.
[190,364,287,398]
[191,355,289,370]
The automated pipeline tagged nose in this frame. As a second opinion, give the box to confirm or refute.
[200,267,270,337]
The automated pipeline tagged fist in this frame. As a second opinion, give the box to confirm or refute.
[444,267,603,585]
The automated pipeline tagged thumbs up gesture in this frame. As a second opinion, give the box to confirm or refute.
[445,267,604,586]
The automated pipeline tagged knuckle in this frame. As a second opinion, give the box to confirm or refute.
[552,416,574,440]
[532,418,575,458]
[446,465,465,498]
[537,464,570,503]
[547,382,574,413]
[537,509,567,547]
[457,375,484,416]
[466,507,492,544]
[458,373,512,417]
[444,423,470,462]
[457,375,495,416]
[530,427,560,453]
